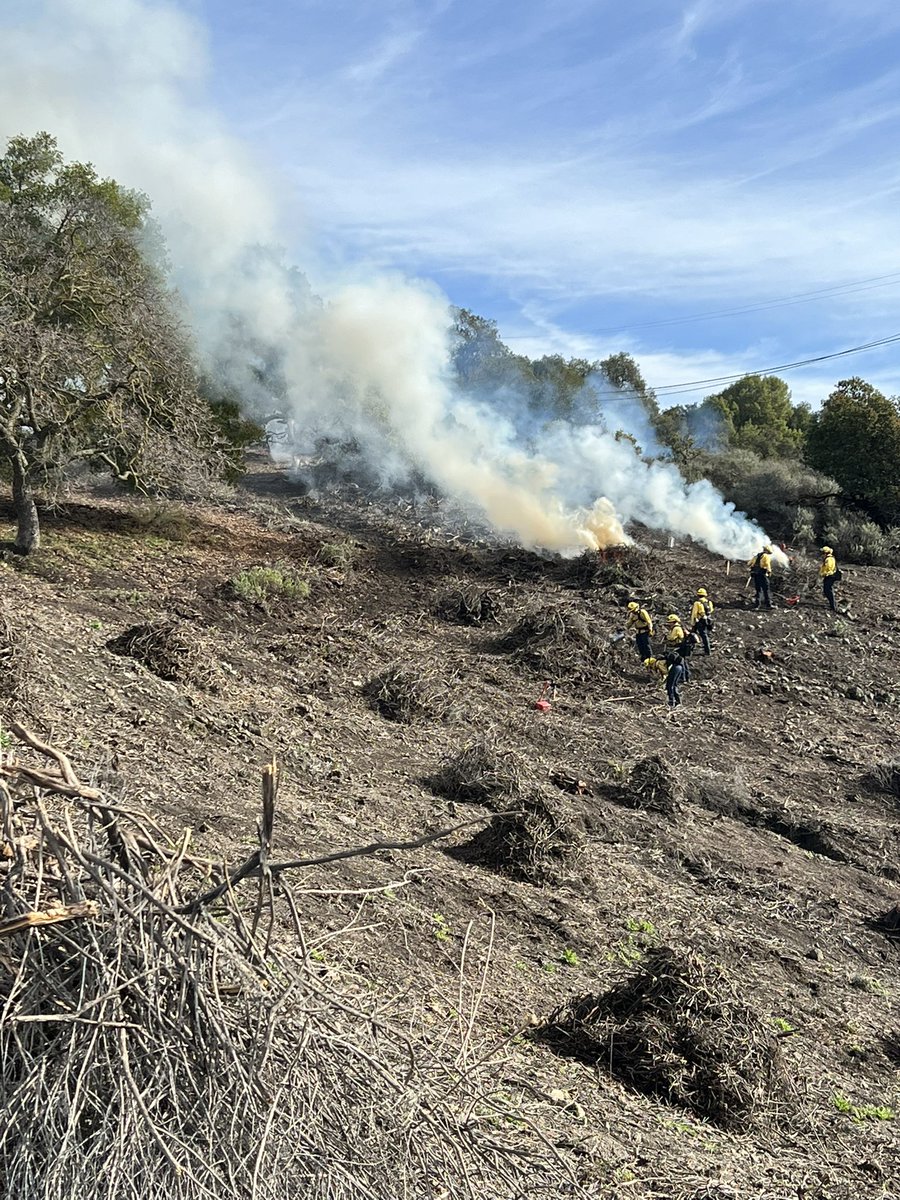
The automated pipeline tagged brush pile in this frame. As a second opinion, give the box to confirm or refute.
[363,664,445,723]
[449,795,580,884]
[0,727,579,1200]
[604,754,681,814]
[539,947,788,1129]
[436,584,504,625]
[863,759,900,801]
[872,904,900,940]
[497,604,608,682]
[106,620,216,687]
[561,546,645,592]
[429,738,524,805]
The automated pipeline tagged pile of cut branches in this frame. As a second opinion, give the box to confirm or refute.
[449,795,580,885]
[561,546,645,592]
[436,583,504,626]
[106,620,217,687]
[497,604,610,682]
[537,946,790,1130]
[603,754,681,814]
[0,723,584,1200]
[364,664,446,723]
[429,737,524,806]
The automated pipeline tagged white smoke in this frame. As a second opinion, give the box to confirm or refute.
[0,0,782,562]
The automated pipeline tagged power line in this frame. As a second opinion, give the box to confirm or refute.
[650,332,900,398]
[503,268,900,340]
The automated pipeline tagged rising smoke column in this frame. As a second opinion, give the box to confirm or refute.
[0,0,781,561]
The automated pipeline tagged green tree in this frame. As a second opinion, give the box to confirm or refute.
[806,377,900,525]
[705,374,804,457]
[0,132,231,553]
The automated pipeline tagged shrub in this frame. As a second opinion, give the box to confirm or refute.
[231,562,310,606]
[317,538,358,572]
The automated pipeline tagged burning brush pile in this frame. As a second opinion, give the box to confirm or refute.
[538,947,790,1130]
[0,725,579,1200]
[497,604,610,683]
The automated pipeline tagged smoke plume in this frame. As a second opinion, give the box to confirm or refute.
[0,0,781,562]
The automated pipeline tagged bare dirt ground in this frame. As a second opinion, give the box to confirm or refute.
[2,451,899,1199]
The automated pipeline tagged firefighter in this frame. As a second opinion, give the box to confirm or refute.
[665,613,686,647]
[691,587,715,655]
[747,545,774,610]
[665,614,691,680]
[665,652,686,710]
[626,601,654,660]
[643,655,667,678]
[820,546,839,612]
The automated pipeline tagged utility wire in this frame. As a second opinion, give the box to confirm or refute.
[579,271,900,335]
[650,332,900,398]
[504,268,900,340]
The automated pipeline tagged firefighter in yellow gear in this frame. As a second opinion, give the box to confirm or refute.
[690,587,715,655]
[665,614,686,646]
[819,546,838,612]
[626,601,654,660]
[747,545,774,609]
[665,614,694,681]
[642,655,667,677]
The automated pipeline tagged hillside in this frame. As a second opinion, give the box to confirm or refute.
[2,451,899,1200]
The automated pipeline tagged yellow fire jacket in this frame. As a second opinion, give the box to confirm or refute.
[820,555,837,578]
[626,608,654,635]
[691,598,714,625]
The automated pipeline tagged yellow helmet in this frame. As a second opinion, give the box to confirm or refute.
[762,545,773,553]
[696,588,707,597]
[821,545,833,555]
[627,601,639,611]
[667,614,680,624]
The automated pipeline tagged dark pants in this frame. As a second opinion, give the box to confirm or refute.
[636,631,652,660]
[823,576,837,612]
[666,678,682,708]
[695,621,711,654]
[752,573,772,608]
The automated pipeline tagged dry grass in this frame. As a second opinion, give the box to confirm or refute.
[436,583,504,626]
[106,621,217,688]
[537,947,789,1130]
[497,604,608,682]
[448,795,580,884]
[429,738,525,806]
[364,665,445,724]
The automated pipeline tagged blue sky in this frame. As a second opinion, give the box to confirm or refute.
[188,0,900,408]
[5,0,900,409]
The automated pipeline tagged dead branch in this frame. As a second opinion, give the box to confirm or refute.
[179,814,492,914]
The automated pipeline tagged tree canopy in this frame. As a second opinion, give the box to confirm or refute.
[805,377,900,526]
[0,132,234,552]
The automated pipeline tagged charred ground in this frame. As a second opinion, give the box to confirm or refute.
[2,452,899,1199]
